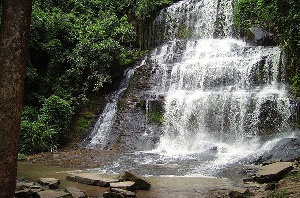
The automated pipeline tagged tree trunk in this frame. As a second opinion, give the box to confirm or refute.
[0,1,32,197]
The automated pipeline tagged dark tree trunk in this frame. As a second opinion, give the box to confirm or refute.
[0,0,32,197]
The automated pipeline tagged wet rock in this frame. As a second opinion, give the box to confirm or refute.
[247,27,276,46]
[66,173,119,187]
[37,190,71,198]
[103,192,125,198]
[38,178,60,189]
[260,138,300,162]
[123,171,151,190]
[110,188,136,197]
[253,162,293,183]
[110,181,136,191]
[65,187,86,198]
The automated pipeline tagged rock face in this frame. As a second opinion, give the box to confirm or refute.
[248,162,294,183]
[260,138,300,162]
[66,173,119,187]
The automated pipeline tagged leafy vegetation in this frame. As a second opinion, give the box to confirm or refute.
[234,0,300,97]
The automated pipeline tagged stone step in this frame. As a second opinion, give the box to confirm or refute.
[66,173,119,187]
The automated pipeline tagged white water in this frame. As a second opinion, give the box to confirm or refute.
[88,0,296,176]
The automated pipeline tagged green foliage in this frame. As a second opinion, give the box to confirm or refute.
[19,95,72,154]
[149,111,164,124]
[178,24,193,39]
[75,112,94,135]
[39,95,73,139]
[17,153,27,161]
[19,120,56,154]
[290,75,300,97]
[234,0,258,30]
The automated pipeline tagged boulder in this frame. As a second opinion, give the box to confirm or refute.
[66,173,119,187]
[123,171,151,190]
[65,187,86,198]
[38,178,60,189]
[253,162,293,183]
[37,190,71,198]
[248,27,276,46]
[110,181,136,191]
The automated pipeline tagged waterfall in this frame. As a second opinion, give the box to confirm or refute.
[87,0,296,176]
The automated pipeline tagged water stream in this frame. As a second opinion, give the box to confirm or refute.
[87,0,297,177]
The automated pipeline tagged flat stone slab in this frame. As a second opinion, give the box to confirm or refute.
[110,181,136,190]
[254,162,293,183]
[38,178,60,189]
[123,171,151,190]
[66,173,119,187]
[37,190,70,198]
[65,187,86,198]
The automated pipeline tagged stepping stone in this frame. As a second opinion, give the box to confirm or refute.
[37,190,70,198]
[65,187,86,198]
[66,173,119,187]
[111,188,136,197]
[254,162,293,183]
[38,178,60,189]
[110,181,136,190]
[123,171,151,190]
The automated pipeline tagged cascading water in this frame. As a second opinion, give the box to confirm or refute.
[87,0,297,176]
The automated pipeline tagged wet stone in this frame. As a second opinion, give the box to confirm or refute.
[66,173,119,187]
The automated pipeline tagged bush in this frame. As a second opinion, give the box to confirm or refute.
[39,95,73,142]
[19,120,56,154]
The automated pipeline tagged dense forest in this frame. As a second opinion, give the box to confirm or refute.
[0,0,299,155]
